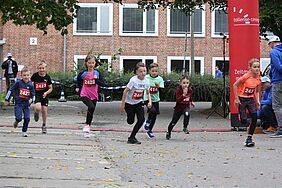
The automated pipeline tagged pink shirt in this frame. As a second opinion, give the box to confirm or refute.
[80,71,99,100]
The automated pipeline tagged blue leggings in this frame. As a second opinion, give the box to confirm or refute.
[14,102,30,132]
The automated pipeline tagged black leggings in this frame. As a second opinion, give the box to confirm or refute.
[145,102,160,131]
[168,108,190,133]
[125,102,145,139]
[81,97,97,125]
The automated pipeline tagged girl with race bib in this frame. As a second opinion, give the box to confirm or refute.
[233,58,262,147]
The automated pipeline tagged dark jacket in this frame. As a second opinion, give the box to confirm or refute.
[1,58,18,78]
[174,86,193,111]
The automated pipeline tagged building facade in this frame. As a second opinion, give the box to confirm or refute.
[0,1,271,80]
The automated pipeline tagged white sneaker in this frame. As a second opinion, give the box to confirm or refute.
[83,125,90,133]
[22,132,28,137]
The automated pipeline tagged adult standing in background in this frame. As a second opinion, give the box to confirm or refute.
[268,36,282,138]
[1,53,18,93]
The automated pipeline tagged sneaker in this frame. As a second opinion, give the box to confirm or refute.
[22,132,28,137]
[245,137,255,147]
[83,125,90,133]
[34,112,39,122]
[13,121,19,128]
[146,131,155,139]
[84,132,91,138]
[144,121,150,131]
[269,131,282,138]
[183,128,189,134]
[42,124,47,134]
[166,132,171,140]
[127,138,141,144]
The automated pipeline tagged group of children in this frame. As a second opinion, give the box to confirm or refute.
[4,55,265,147]
[4,61,53,137]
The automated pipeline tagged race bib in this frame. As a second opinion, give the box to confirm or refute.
[149,86,158,94]
[244,87,255,95]
[19,88,30,99]
[84,79,95,85]
[132,91,144,100]
[35,82,47,91]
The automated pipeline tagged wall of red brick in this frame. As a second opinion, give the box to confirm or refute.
[1,1,271,78]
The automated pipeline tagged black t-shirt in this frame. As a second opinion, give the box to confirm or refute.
[31,72,52,96]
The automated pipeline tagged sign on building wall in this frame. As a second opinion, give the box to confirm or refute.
[228,0,260,127]
[30,37,38,45]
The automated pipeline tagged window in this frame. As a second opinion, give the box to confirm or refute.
[120,4,158,36]
[260,58,270,76]
[212,57,230,77]
[73,3,113,35]
[167,8,205,37]
[120,56,157,73]
[74,55,112,72]
[167,56,204,75]
[211,9,228,37]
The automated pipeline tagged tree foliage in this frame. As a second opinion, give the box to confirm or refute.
[0,0,79,35]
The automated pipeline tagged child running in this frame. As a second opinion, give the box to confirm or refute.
[75,53,104,138]
[31,61,53,134]
[166,75,195,140]
[120,62,152,144]
[5,67,35,137]
[143,63,164,138]
[233,58,261,147]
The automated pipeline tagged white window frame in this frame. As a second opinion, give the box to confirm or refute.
[167,56,205,75]
[74,55,112,71]
[211,8,228,38]
[212,57,230,77]
[73,3,113,36]
[167,6,206,37]
[119,56,158,72]
[119,4,158,36]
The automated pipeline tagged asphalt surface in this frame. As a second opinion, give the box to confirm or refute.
[0,101,281,188]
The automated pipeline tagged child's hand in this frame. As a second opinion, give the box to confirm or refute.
[234,98,240,108]
[43,92,47,98]
[155,82,159,88]
[183,87,188,95]
[120,103,125,112]
[191,102,195,108]
[75,88,80,93]
[4,101,10,106]
[147,102,152,109]
[256,101,260,109]
[29,99,33,104]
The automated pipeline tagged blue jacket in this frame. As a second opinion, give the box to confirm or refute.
[257,85,272,118]
[5,79,35,103]
[270,43,282,84]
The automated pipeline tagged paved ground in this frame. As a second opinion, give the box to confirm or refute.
[0,101,281,188]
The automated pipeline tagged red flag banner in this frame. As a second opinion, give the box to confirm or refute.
[228,0,260,127]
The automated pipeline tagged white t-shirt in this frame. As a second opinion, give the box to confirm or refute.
[125,75,150,105]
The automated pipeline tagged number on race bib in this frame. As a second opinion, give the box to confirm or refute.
[19,88,30,99]
[84,79,95,85]
[244,87,255,95]
[132,91,143,100]
[150,86,158,94]
[35,82,47,91]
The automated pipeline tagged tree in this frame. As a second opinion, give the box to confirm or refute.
[0,0,79,35]
[259,0,282,40]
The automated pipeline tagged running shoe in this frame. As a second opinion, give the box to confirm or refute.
[13,121,19,128]
[146,131,155,139]
[245,136,255,147]
[127,138,141,144]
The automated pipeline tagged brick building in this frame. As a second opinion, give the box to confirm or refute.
[0,1,271,87]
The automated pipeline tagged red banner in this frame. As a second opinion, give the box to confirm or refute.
[228,0,260,127]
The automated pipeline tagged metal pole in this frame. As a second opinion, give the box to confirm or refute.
[222,34,227,118]
[183,32,188,75]
[190,11,195,76]
[63,31,67,77]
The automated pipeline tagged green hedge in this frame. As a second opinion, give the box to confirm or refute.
[48,67,230,102]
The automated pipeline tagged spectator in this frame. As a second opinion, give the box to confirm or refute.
[257,76,277,133]
[1,53,18,93]
[268,36,282,138]
[215,66,223,78]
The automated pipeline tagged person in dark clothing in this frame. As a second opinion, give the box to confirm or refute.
[257,76,278,133]
[166,75,195,140]
[1,53,18,93]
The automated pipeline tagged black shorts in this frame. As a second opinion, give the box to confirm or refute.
[34,96,49,106]
[144,101,160,114]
